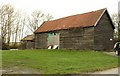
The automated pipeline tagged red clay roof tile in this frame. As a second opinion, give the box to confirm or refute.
[35,8,106,33]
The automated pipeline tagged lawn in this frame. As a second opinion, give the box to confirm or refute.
[2,49,118,74]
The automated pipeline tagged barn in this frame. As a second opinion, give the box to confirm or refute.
[34,8,115,50]
[20,34,34,49]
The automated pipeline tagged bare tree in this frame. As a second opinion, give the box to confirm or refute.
[12,11,26,47]
[27,10,53,33]
[18,14,26,42]
[111,13,120,39]
[0,4,15,49]
[12,11,21,46]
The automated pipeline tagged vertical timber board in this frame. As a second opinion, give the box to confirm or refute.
[26,41,34,49]
[94,12,114,50]
[59,27,94,50]
[35,33,47,49]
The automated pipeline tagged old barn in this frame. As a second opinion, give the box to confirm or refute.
[34,8,115,50]
[20,34,35,49]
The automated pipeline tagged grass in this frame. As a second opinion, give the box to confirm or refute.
[0,51,1,68]
[2,49,118,74]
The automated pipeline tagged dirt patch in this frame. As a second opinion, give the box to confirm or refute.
[2,66,41,74]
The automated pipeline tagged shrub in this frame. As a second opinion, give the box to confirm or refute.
[2,43,10,50]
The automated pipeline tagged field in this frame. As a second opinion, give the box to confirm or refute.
[2,50,118,74]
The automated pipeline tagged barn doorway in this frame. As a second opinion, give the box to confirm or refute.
[47,32,60,49]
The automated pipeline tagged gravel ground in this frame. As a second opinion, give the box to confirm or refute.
[103,52,117,56]
[92,68,118,74]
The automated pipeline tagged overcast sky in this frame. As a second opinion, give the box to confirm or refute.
[1,0,119,19]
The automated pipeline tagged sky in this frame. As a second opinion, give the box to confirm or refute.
[0,0,120,19]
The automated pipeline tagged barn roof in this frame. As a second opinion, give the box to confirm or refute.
[21,35,34,41]
[35,8,114,33]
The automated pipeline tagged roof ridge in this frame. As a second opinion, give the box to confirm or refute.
[48,8,106,22]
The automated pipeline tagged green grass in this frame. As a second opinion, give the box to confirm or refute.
[2,49,118,74]
[0,51,1,68]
